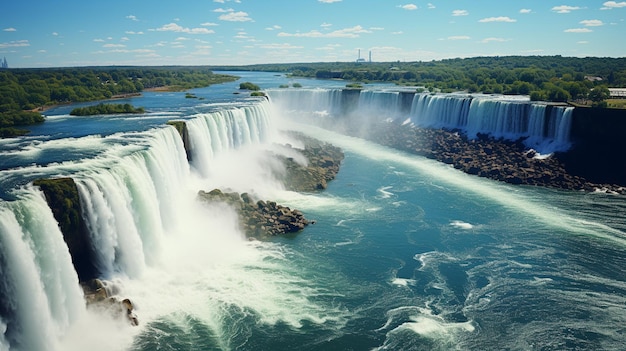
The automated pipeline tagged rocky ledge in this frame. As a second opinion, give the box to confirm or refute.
[197,189,311,239]
[81,279,139,326]
[277,132,344,192]
[361,121,625,194]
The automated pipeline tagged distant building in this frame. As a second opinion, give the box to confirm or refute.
[0,57,7,69]
[356,50,372,63]
[609,88,626,98]
[585,75,603,82]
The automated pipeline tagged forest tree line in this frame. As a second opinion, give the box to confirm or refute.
[210,55,626,104]
[0,67,237,136]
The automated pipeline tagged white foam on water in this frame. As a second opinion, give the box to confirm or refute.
[281,122,626,247]
[377,186,395,199]
[449,220,474,230]
[391,278,417,287]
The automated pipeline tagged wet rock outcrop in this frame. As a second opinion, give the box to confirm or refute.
[278,133,344,192]
[81,279,138,326]
[197,189,310,238]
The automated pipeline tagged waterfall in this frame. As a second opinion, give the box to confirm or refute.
[268,88,343,118]
[356,91,402,119]
[0,188,85,351]
[186,102,273,178]
[268,89,573,154]
[409,94,472,129]
[0,99,278,350]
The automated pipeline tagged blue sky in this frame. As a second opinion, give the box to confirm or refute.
[1,0,625,67]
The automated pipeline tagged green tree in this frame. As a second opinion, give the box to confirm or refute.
[239,82,261,91]
[588,85,610,107]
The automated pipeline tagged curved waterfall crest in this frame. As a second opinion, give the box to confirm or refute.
[268,88,573,154]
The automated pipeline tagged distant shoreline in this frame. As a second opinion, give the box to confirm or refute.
[32,92,143,114]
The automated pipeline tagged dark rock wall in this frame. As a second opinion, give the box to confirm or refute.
[33,178,99,281]
[558,107,626,185]
[167,121,192,161]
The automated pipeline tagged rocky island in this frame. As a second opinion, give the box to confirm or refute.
[197,132,345,239]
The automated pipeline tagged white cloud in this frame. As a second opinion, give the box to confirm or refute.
[580,19,604,26]
[235,31,249,39]
[321,22,332,28]
[154,23,215,34]
[564,28,593,32]
[452,9,468,16]
[370,27,384,31]
[392,31,404,35]
[520,9,532,14]
[578,41,589,44]
[318,0,342,3]
[213,8,234,13]
[400,4,418,10]
[427,3,435,9]
[479,16,517,23]
[316,44,341,51]
[265,25,282,30]
[219,11,253,22]
[94,48,156,54]
[3,28,16,32]
[126,15,139,21]
[448,35,471,40]
[52,32,59,36]
[278,25,371,38]
[93,38,105,42]
[551,5,581,13]
[258,43,304,49]
[126,31,144,35]
[103,44,126,48]
[38,49,46,53]
[480,37,509,43]
[121,37,130,41]
[201,22,219,26]
[601,1,626,9]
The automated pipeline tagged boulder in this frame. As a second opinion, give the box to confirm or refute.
[80,279,139,326]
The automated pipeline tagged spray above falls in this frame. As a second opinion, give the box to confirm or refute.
[269,89,574,154]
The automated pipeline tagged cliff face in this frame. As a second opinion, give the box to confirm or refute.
[557,107,626,186]
[167,121,192,161]
[33,178,98,281]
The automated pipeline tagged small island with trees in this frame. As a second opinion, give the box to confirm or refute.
[69,103,145,116]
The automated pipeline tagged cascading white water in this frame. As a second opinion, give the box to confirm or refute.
[466,99,530,139]
[268,88,343,118]
[186,103,273,178]
[0,97,344,350]
[409,94,472,129]
[0,189,85,351]
[357,91,402,119]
